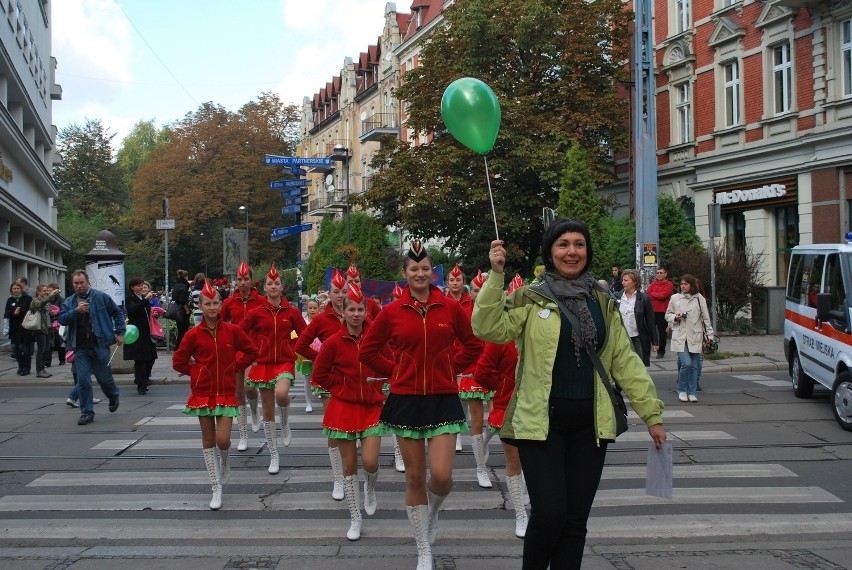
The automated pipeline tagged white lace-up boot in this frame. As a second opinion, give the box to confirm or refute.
[202,447,222,510]
[279,403,291,447]
[407,504,432,570]
[236,405,249,451]
[343,475,362,540]
[506,474,529,538]
[426,485,448,545]
[363,468,378,515]
[471,433,493,488]
[263,420,279,474]
[219,448,230,485]
[392,434,405,472]
[329,446,345,500]
[304,378,313,413]
[248,396,259,432]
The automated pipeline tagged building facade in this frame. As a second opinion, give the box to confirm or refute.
[0,0,67,305]
[610,0,852,286]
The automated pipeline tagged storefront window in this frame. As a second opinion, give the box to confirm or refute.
[776,205,799,284]
[725,212,745,252]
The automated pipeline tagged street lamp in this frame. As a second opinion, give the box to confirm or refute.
[199,232,208,276]
[238,205,249,263]
[332,144,350,243]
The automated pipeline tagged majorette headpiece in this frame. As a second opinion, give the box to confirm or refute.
[345,282,365,304]
[471,269,487,289]
[331,268,347,290]
[449,263,463,279]
[392,283,404,299]
[507,273,525,295]
[407,239,428,263]
[237,260,250,278]
[266,263,280,282]
[346,263,360,281]
[202,279,218,300]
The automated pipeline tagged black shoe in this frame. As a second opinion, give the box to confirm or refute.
[77,413,94,425]
[108,395,120,413]
[137,389,147,395]
[656,353,665,359]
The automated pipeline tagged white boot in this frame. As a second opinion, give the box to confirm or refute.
[472,433,492,488]
[219,448,231,485]
[482,427,495,463]
[506,474,529,538]
[343,475,362,540]
[363,468,378,515]
[263,420,279,474]
[202,447,222,510]
[248,397,259,433]
[392,434,405,473]
[279,404,291,447]
[407,504,433,570]
[455,432,462,452]
[426,485,448,545]
[304,377,313,413]
[236,406,249,451]
[329,446,344,500]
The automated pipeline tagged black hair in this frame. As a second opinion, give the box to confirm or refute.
[541,218,593,273]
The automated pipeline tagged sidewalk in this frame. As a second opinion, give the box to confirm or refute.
[0,334,788,388]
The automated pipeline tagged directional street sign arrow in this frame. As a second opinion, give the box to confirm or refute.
[282,198,300,206]
[264,155,332,167]
[279,189,302,199]
[281,205,301,215]
[289,167,307,176]
[269,179,308,189]
[271,223,313,241]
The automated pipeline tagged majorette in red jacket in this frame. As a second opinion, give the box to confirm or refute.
[173,319,259,409]
[240,297,306,365]
[220,288,263,325]
[294,302,343,362]
[311,320,392,405]
[473,341,519,429]
[360,284,480,396]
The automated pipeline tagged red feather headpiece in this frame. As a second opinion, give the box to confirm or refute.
[449,263,463,279]
[471,269,487,289]
[345,282,365,304]
[392,283,404,299]
[266,263,280,282]
[237,261,250,278]
[507,273,525,295]
[331,269,347,290]
[201,279,218,300]
[346,263,360,281]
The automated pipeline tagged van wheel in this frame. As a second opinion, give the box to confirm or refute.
[791,351,815,398]
[832,372,852,432]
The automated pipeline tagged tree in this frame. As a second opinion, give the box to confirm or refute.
[658,195,703,265]
[359,0,631,276]
[56,204,106,274]
[116,120,170,188]
[54,119,127,218]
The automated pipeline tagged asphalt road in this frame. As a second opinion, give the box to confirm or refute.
[1,369,851,570]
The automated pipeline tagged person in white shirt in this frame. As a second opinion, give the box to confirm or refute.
[618,269,658,366]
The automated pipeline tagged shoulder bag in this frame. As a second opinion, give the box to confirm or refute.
[162,298,179,321]
[22,309,42,331]
[698,295,718,355]
[533,281,629,436]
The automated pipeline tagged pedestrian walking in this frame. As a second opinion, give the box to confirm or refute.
[124,277,160,394]
[5,281,33,376]
[28,284,55,378]
[667,273,714,403]
[646,265,674,358]
[619,269,658,366]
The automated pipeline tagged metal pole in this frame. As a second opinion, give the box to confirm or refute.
[345,150,350,244]
[164,228,170,353]
[245,210,249,264]
[708,203,720,332]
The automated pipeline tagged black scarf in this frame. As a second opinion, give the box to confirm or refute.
[543,269,599,364]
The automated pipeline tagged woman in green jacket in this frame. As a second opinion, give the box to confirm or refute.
[472,218,666,570]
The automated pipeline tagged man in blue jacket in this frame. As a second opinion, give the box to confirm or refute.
[58,270,125,425]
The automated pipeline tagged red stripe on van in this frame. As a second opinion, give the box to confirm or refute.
[786,308,852,343]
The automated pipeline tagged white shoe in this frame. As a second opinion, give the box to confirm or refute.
[678,392,688,402]
[66,398,79,408]
[305,404,313,413]
[688,394,698,402]
[455,433,462,452]
[92,398,102,404]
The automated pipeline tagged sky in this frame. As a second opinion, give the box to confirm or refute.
[52,0,393,147]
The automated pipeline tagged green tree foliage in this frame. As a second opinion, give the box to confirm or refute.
[658,195,703,264]
[56,204,106,273]
[596,215,635,277]
[359,0,631,275]
[54,119,127,218]
[115,120,170,188]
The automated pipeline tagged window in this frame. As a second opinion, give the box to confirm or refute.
[826,253,847,312]
[773,43,792,114]
[725,212,745,252]
[675,83,691,143]
[723,62,741,127]
[675,0,690,34]
[842,19,852,98]
[776,205,799,284]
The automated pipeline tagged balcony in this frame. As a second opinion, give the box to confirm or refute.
[306,190,349,217]
[359,113,399,142]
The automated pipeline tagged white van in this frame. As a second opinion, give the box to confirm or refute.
[784,243,852,431]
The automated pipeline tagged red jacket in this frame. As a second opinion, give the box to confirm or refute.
[646,279,674,313]
[240,298,306,365]
[474,341,518,411]
[220,289,263,325]
[360,285,480,395]
[366,297,381,320]
[173,320,258,408]
[311,320,392,405]
[294,303,343,361]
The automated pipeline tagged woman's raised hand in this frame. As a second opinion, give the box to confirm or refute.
[488,240,506,274]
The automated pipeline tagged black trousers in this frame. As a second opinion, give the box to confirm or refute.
[134,360,155,391]
[516,398,608,570]
[654,311,668,355]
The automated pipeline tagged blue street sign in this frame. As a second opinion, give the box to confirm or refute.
[269,179,308,189]
[271,223,313,239]
[264,155,332,167]
[279,189,302,199]
[281,205,301,215]
[289,167,307,176]
[283,198,300,206]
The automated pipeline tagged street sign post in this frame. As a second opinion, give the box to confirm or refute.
[271,223,313,241]
[264,155,332,167]
[279,189,302,199]
[281,205,301,215]
[269,179,308,189]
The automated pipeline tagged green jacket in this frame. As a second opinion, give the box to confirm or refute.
[472,271,664,443]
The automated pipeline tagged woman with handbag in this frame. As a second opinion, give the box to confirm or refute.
[472,218,666,570]
[28,285,55,378]
[5,282,34,376]
[666,273,714,403]
[125,277,159,395]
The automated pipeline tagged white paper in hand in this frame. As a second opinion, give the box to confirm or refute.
[645,441,673,499]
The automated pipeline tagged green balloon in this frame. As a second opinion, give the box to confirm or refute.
[124,324,140,345]
[441,77,501,154]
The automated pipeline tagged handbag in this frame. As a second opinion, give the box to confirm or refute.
[22,309,42,331]
[534,281,629,437]
[699,296,718,355]
[162,299,179,321]
[149,309,164,341]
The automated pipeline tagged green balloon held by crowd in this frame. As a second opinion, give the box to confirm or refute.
[441,77,501,154]
[124,324,140,345]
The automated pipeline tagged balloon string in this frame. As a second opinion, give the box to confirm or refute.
[484,155,500,241]
[108,346,119,366]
